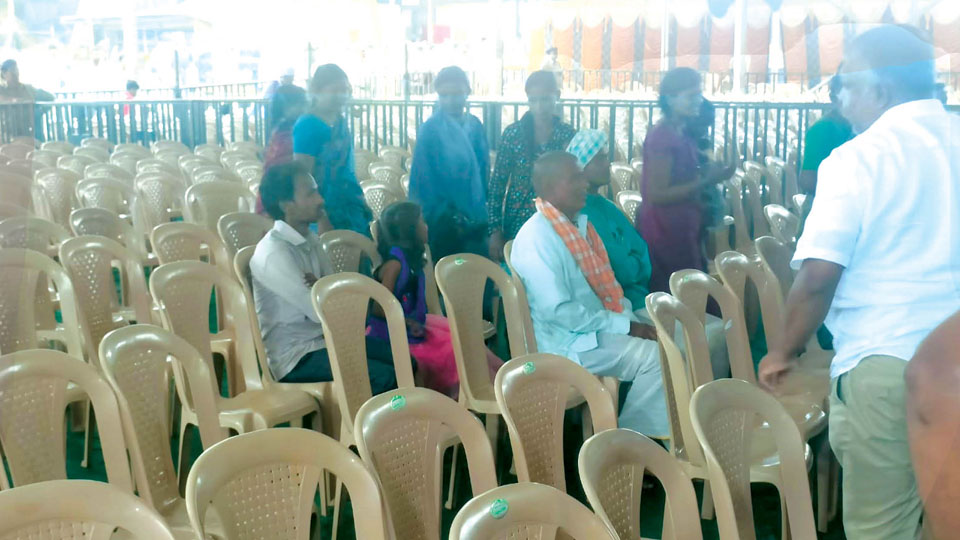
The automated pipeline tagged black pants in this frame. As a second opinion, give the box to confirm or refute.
[280,336,398,395]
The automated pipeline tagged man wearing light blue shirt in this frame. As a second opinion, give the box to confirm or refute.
[511,151,666,437]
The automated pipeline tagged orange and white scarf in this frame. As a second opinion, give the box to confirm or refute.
[535,197,625,313]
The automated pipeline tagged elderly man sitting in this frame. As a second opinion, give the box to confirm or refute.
[510,150,667,437]
[567,129,729,379]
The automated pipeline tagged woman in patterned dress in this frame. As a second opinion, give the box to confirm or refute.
[486,70,576,261]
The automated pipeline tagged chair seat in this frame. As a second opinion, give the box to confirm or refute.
[218,387,320,430]
[482,319,496,340]
[160,497,226,540]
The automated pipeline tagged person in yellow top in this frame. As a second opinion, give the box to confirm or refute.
[0,60,54,102]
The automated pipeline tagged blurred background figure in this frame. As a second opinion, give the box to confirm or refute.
[264,84,308,168]
[264,67,297,100]
[799,72,853,196]
[487,70,575,261]
[409,65,489,261]
[0,59,53,102]
[125,80,139,100]
[293,63,371,235]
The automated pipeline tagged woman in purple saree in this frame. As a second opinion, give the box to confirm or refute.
[637,68,733,293]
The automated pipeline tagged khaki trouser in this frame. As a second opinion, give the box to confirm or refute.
[830,355,923,540]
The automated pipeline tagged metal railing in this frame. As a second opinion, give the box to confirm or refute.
[7,97,957,173]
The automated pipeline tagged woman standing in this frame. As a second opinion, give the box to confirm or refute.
[408,66,489,261]
[637,68,732,293]
[487,70,576,261]
[293,64,372,235]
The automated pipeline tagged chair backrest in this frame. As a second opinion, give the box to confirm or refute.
[610,163,636,193]
[100,324,226,511]
[184,180,255,231]
[310,273,416,433]
[448,482,617,540]
[150,221,233,274]
[110,153,142,175]
[219,150,255,170]
[69,207,143,257]
[134,174,184,233]
[226,140,260,154]
[40,141,74,154]
[217,211,273,256]
[763,204,799,247]
[615,189,642,221]
[368,164,404,191]
[690,379,816,540]
[356,387,498,539]
[83,162,134,183]
[740,169,770,239]
[153,140,189,155]
[766,155,798,203]
[59,235,154,365]
[0,480,175,540]
[715,250,786,359]
[743,160,778,205]
[502,239,537,354]
[791,193,807,219]
[35,168,79,227]
[0,216,70,257]
[76,177,136,217]
[355,150,376,181]
[362,182,404,220]
[73,145,109,162]
[579,428,703,540]
[755,235,795,301]
[236,163,263,185]
[232,244,278,385]
[149,260,264,393]
[762,156,786,206]
[194,144,222,163]
[0,202,29,221]
[644,292,710,468]
[114,143,151,157]
[136,157,180,177]
[57,153,96,177]
[494,353,617,491]
[193,167,242,185]
[26,149,60,168]
[669,269,754,383]
[0,247,83,358]
[81,136,114,151]
[0,143,33,160]
[187,428,387,540]
[725,174,753,255]
[319,229,382,274]
[0,172,34,210]
[0,349,132,491]
[435,254,528,405]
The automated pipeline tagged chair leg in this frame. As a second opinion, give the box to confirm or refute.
[816,437,831,532]
[581,404,594,441]
[81,401,91,468]
[445,443,460,509]
[780,489,792,540]
[177,419,192,495]
[331,476,344,540]
[700,479,715,520]
[485,414,499,469]
[661,500,675,540]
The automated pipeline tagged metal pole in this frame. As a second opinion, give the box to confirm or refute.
[733,0,747,94]
[173,50,181,99]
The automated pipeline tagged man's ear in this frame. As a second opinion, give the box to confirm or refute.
[278,199,292,219]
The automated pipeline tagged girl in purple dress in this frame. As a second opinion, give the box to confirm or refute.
[637,68,734,293]
[368,201,502,397]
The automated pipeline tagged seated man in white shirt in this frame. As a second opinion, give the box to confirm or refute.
[510,151,666,437]
[759,25,960,539]
[251,161,398,392]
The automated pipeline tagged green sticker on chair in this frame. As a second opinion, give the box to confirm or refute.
[522,361,536,375]
[489,498,509,519]
[390,395,406,410]
[455,257,465,265]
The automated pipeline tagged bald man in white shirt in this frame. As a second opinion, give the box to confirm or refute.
[759,25,960,539]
